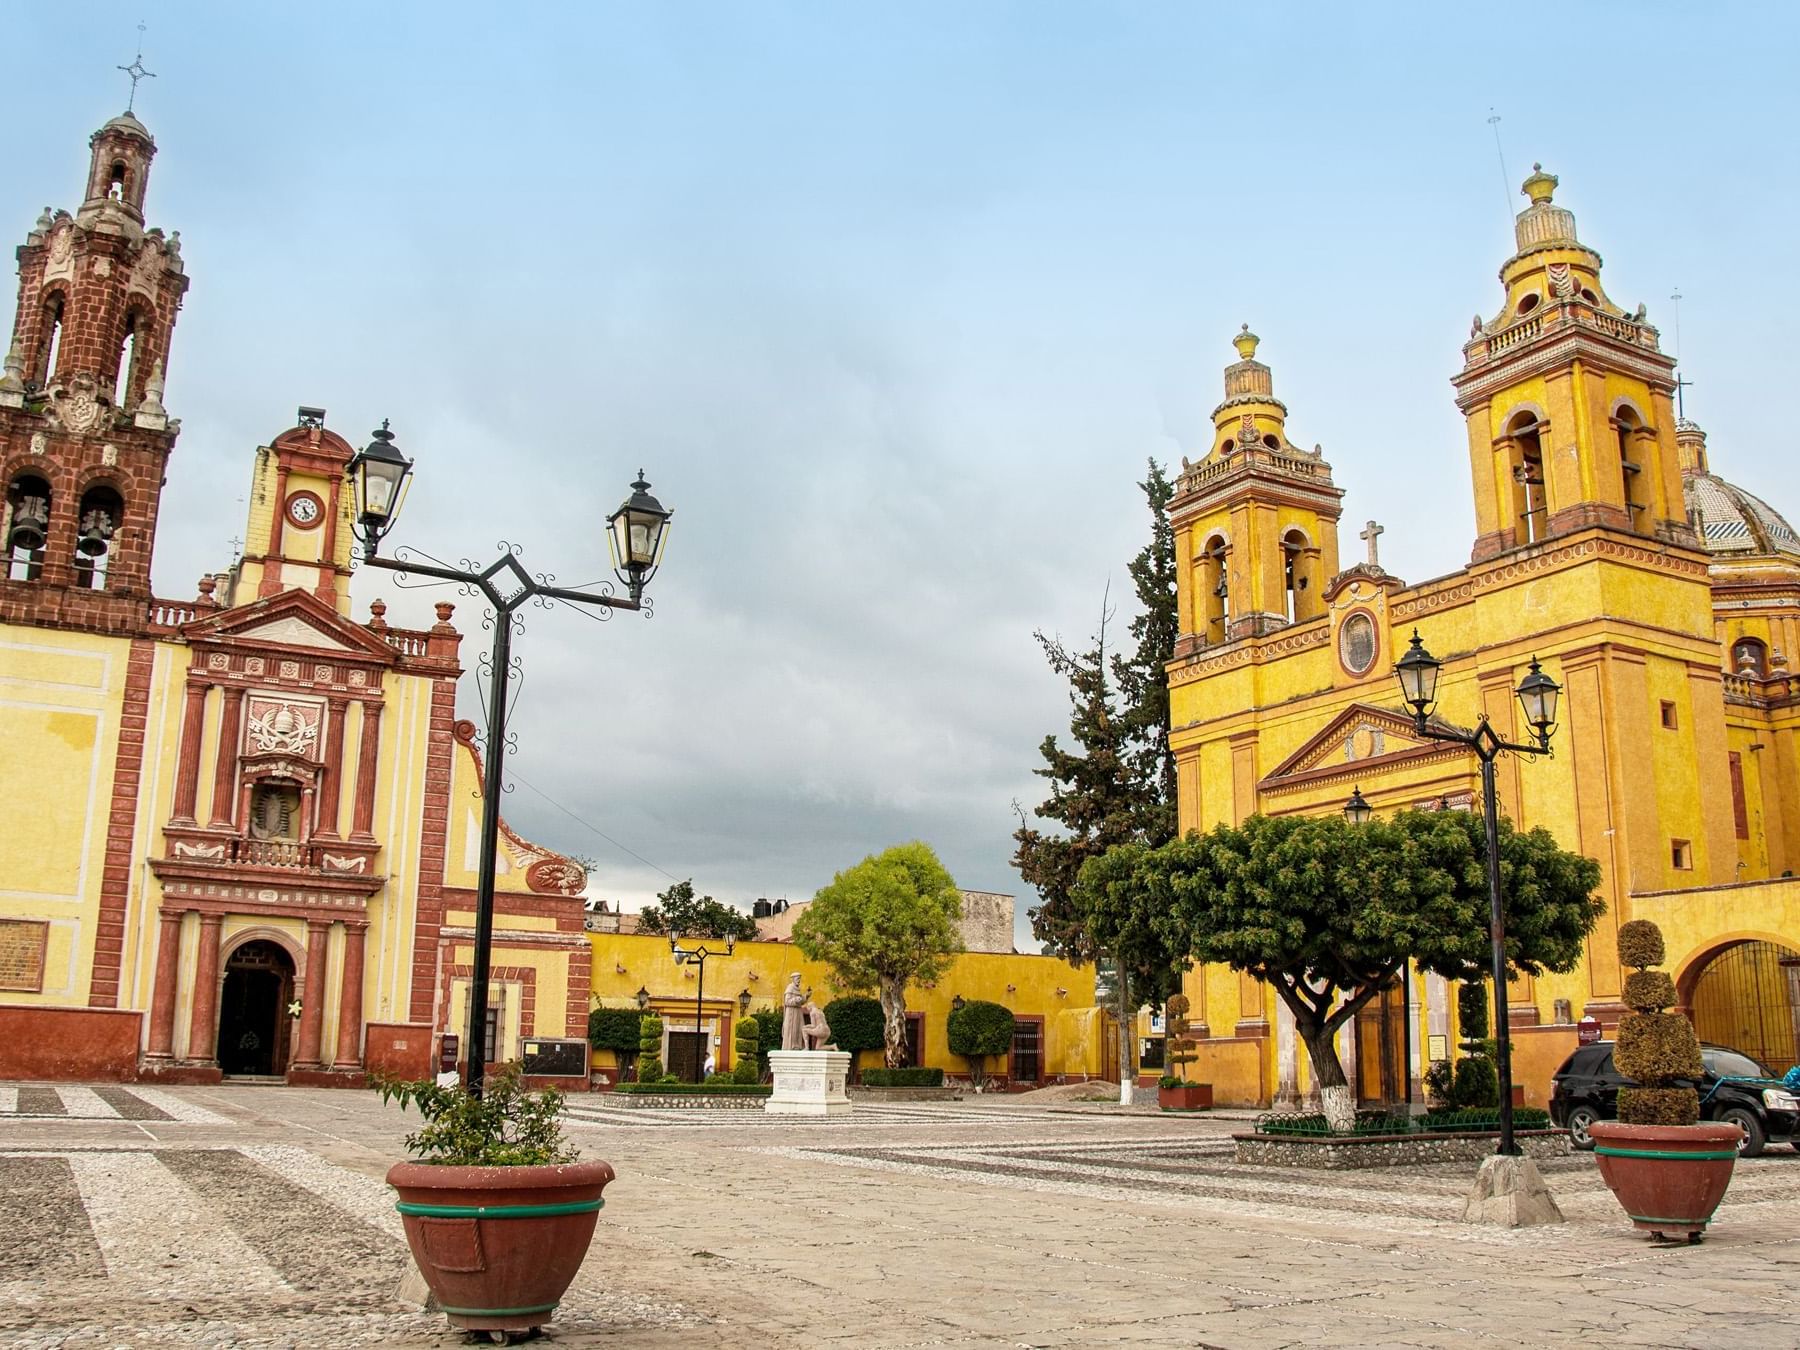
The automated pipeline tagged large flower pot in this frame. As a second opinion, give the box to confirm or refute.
[1158,1083,1213,1111]
[387,1159,615,1335]
[1587,1121,1743,1241]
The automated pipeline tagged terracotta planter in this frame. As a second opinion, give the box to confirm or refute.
[1587,1121,1743,1241]
[387,1159,615,1335]
[1158,1083,1213,1111]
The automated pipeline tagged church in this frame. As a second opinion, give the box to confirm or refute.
[0,109,593,1084]
[1164,166,1800,1108]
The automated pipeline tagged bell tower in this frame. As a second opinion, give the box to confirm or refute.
[1453,166,1694,562]
[0,107,189,632]
[1168,327,1344,653]
[227,408,360,616]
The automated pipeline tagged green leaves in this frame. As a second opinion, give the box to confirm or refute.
[372,1063,576,1167]
[635,879,759,941]
[791,842,964,993]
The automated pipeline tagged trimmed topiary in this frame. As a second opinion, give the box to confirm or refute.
[1616,919,1665,972]
[1456,982,1488,1046]
[636,1012,665,1085]
[1613,917,1701,1126]
[1450,1055,1499,1110]
[947,999,1015,1087]
[732,1015,761,1084]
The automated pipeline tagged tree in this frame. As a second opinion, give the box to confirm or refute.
[947,999,1014,1088]
[1014,462,1180,1103]
[823,995,886,1083]
[587,1005,644,1079]
[634,879,758,942]
[1108,809,1602,1131]
[791,842,964,1068]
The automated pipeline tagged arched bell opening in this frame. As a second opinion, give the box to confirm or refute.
[4,473,51,581]
[71,484,123,590]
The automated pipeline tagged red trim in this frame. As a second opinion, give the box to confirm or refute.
[89,638,156,1008]
[1009,1013,1046,1088]
[408,677,458,1022]
[1334,606,1381,679]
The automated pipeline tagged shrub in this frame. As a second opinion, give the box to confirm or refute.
[947,1000,1014,1086]
[1450,1055,1499,1109]
[751,1008,783,1059]
[1423,1058,1454,1106]
[824,995,885,1081]
[636,1013,665,1085]
[587,1006,644,1053]
[372,1062,575,1166]
[1165,994,1198,1084]
[1613,918,1701,1127]
[861,1067,944,1087]
[1158,1074,1206,1090]
[1422,1105,1550,1131]
[732,1016,761,1085]
[1456,982,1489,1046]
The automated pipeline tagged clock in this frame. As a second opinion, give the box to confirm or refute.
[285,491,325,529]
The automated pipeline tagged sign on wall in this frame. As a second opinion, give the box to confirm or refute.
[520,1038,588,1077]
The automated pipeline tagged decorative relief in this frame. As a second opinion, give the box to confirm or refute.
[53,388,101,434]
[245,658,265,675]
[245,696,321,757]
[128,242,164,295]
[279,660,300,679]
[91,257,112,278]
[101,443,118,466]
[172,840,227,860]
[28,432,46,456]
[207,653,230,670]
[1392,582,1473,621]
[313,664,333,682]
[321,853,368,874]
[347,670,366,686]
[48,226,74,265]
[526,858,587,896]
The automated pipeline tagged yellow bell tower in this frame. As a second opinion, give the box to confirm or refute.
[1454,166,1697,562]
[229,407,359,615]
[1170,328,1344,654]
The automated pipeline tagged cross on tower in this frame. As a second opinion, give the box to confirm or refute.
[118,22,155,114]
[1360,520,1384,568]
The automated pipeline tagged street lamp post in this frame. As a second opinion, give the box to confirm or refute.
[1393,630,1561,1155]
[669,937,734,1082]
[347,423,672,1098]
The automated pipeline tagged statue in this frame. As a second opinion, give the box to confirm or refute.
[801,1001,836,1051]
[780,972,810,1051]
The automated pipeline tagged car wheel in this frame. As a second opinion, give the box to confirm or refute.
[1721,1106,1766,1158]
[1566,1105,1599,1151]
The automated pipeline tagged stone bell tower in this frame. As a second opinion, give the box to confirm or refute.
[0,106,190,633]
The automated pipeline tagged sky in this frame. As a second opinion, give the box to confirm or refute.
[7,4,1797,950]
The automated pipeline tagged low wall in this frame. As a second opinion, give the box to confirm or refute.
[0,1007,141,1081]
[1233,1129,1571,1170]
[607,1092,770,1110]
[363,1023,433,1081]
[847,1086,964,1103]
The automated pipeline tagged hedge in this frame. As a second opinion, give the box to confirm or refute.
[611,1081,774,1096]
[588,1006,644,1053]
[824,996,885,1054]
[860,1067,945,1087]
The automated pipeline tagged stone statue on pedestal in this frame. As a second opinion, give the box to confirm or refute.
[781,972,810,1051]
[801,1001,835,1051]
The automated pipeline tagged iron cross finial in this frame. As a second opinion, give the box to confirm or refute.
[118,22,156,114]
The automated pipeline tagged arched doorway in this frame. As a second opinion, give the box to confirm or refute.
[217,939,295,1077]
[1688,940,1800,1074]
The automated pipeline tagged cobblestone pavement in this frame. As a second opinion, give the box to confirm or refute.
[3,1084,1798,1348]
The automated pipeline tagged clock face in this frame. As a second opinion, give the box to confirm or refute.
[286,492,323,528]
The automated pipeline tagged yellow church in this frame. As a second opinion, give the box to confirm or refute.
[0,110,596,1085]
[1165,165,1800,1108]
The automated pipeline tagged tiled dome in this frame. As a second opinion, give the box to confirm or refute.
[1684,471,1800,558]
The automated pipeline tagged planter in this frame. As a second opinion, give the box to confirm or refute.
[1587,1121,1743,1241]
[1158,1083,1213,1111]
[387,1159,615,1336]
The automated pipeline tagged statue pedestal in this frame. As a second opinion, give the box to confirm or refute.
[764,1050,853,1117]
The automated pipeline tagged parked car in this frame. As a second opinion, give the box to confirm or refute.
[1549,1041,1800,1156]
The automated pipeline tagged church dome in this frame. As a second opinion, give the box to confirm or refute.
[1681,425,1800,558]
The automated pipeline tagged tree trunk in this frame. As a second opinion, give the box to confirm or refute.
[1300,1022,1355,1131]
[878,975,908,1069]
[1115,964,1134,1106]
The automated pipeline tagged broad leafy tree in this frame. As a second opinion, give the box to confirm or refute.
[635,879,759,942]
[1078,809,1603,1130]
[791,842,964,1067]
[1013,460,1181,1100]
[947,998,1016,1088]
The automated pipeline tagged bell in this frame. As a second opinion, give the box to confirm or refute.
[6,495,48,552]
[76,507,114,558]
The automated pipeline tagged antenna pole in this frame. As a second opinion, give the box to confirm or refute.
[1487,108,1513,227]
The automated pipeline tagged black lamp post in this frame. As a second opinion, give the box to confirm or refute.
[670,937,734,1082]
[348,423,672,1098]
[1393,629,1561,1155]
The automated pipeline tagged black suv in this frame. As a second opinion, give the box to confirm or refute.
[1549,1041,1800,1156]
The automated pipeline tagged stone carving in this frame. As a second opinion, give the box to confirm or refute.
[55,388,100,434]
[237,616,351,651]
[207,653,229,670]
[245,697,320,757]
[313,664,333,682]
[279,660,300,679]
[801,1001,836,1051]
[781,972,810,1051]
[245,658,265,675]
[526,858,587,896]
[321,853,367,874]
[172,840,226,860]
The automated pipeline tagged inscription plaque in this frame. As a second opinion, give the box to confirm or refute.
[0,920,49,992]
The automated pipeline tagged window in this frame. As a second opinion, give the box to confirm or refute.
[1660,700,1678,730]
[108,161,127,201]
[1504,413,1548,546]
[1615,407,1651,531]
[1728,753,1750,840]
[38,294,64,385]
[1200,536,1230,638]
[114,313,138,407]
[4,475,51,581]
[1281,528,1316,624]
[1517,292,1541,315]
[72,485,123,591]
[1338,612,1377,675]
[483,1008,501,1064]
[1671,839,1693,871]
[1733,638,1768,678]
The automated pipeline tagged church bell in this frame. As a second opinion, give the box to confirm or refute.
[5,494,48,552]
[76,506,115,557]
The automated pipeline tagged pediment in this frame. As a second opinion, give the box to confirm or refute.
[1260,702,1468,792]
[184,589,399,662]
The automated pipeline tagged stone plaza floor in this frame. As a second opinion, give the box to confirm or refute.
[2,1084,1798,1348]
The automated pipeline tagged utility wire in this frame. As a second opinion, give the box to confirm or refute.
[507,769,684,883]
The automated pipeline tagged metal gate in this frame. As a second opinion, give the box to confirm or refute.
[1689,941,1800,1075]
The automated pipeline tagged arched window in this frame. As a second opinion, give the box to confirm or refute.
[1517,292,1541,315]
[1505,413,1547,546]
[114,313,138,407]
[1281,528,1315,624]
[1615,406,1651,532]
[1200,535,1230,639]
[1733,637,1769,679]
[108,161,127,202]
[4,474,51,581]
[38,294,64,386]
[1263,433,1281,450]
[71,485,123,591]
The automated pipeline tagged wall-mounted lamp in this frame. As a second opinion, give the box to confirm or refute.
[634,986,651,1011]
[950,995,966,1012]
[737,988,753,1015]
[747,969,761,982]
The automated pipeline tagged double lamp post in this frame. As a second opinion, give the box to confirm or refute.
[1343,632,1561,1157]
[346,423,672,1097]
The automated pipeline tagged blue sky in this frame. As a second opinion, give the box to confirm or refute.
[8,4,1797,948]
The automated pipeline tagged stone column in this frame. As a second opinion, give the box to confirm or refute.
[145,908,184,1060]
[333,921,368,1069]
[295,919,330,1068]
[349,700,382,841]
[169,683,208,823]
[208,685,245,828]
[316,696,349,839]
[187,913,224,1065]
[1273,995,1299,1109]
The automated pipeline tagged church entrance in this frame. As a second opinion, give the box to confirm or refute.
[1688,940,1800,1075]
[217,940,295,1077]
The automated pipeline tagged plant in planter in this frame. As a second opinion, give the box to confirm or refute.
[377,1062,614,1342]
[1157,995,1211,1110]
[1589,918,1743,1242]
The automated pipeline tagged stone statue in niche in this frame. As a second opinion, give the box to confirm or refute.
[781,972,811,1051]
